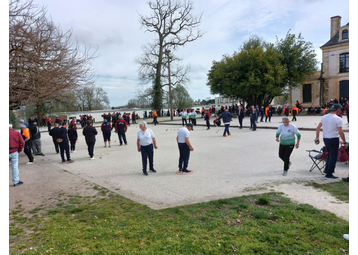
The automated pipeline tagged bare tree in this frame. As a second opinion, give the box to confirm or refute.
[138,0,203,110]
[9,0,97,118]
[75,85,110,111]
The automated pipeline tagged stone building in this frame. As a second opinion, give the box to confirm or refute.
[292,16,349,107]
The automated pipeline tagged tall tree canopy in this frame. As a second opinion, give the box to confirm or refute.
[207,33,318,106]
[9,0,97,116]
[138,0,202,109]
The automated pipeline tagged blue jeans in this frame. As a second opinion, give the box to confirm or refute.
[323,137,339,176]
[178,143,190,171]
[141,144,154,173]
[223,124,230,135]
[9,152,20,185]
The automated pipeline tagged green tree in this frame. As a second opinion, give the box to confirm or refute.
[275,31,318,88]
[172,85,194,110]
[207,36,285,106]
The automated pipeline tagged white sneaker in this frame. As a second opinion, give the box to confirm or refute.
[73,150,76,153]
[90,157,95,160]
[343,234,349,240]
[26,162,34,165]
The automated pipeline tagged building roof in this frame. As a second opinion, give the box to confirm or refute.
[321,22,349,48]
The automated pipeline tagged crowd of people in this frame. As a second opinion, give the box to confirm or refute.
[9,100,349,186]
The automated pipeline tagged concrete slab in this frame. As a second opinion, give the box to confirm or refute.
[18,115,349,211]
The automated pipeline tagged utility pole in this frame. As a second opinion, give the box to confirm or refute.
[165,49,173,120]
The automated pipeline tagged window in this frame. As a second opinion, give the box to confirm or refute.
[340,53,349,73]
[302,84,311,103]
[342,29,348,40]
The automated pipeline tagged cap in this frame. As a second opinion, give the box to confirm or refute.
[282,117,290,122]
[330,104,342,111]
[9,124,13,128]
[186,123,194,128]
[20,124,26,128]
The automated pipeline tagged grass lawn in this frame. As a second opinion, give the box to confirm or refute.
[10,188,349,254]
[309,181,349,202]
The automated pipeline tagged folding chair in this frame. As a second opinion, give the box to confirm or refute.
[306,146,328,175]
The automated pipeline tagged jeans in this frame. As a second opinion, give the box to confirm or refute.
[86,141,95,158]
[323,138,339,176]
[178,143,190,171]
[206,119,210,129]
[141,144,154,173]
[9,151,20,185]
[279,144,294,171]
[250,117,256,130]
[118,132,127,145]
[223,124,230,135]
[182,118,187,126]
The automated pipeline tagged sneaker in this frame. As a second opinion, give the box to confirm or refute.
[67,159,74,163]
[104,145,107,148]
[90,157,95,160]
[223,135,228,137]
[39,153,45,156]
[73,150,76,153]
[143,172,148,176]
[178,169,182,172]
[26,161,34,165]
[109,145,111,148]
[182,169,191,173]
[283,170,288,176]
[13,181,24,187]
[125,143,128,145]
[228,133,231,136]
[325,175,339,180]
[343,234,349,241]
[61,160,66,163]
[149,169,157,172]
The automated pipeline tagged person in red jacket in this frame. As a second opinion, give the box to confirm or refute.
[204,110,211,130]
[9,124,25,186]
[115,115,128,146]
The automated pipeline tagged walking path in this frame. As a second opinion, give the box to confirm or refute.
[10,115,349,221]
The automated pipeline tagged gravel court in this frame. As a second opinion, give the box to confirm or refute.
[12,117,349,212]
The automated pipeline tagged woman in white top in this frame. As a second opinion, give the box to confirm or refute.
[137,121,158,175]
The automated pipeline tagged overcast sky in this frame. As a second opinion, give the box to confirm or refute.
[19,0,350,107]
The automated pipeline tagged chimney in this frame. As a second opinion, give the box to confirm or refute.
[330,16,341,38]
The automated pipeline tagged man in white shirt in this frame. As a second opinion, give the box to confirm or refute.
[176,123,194,173]
[180,110,188,126]
[315,104,347,179]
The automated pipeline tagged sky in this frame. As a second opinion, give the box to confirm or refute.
[10,0,350,107]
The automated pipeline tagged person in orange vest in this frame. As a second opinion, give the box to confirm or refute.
[265,104,273,122]
[153,110,158,125]
[291,105,298,121]
[283,105,290,117]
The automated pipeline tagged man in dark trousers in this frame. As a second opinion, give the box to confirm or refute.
[49,123,61,153]
[101,119,112,148]
[9,124,25,186]
[56,122,74,163]
[265,104,273,122]
[177,123,194,173]
[315,104,347,179]
[83,120,98,159]
[219,108,234,137]
[237,105,245,129]
[20,124,34,164]
[204,110,210,130]
[115,115,128,145]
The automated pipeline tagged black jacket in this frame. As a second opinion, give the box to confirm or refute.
[237,109,245,119]
[49,127,60,142]
[57,127,69,143]
[68,128,78,140]
[82,125,98,143]
[219,111,233,123]
[29,124,41,140]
